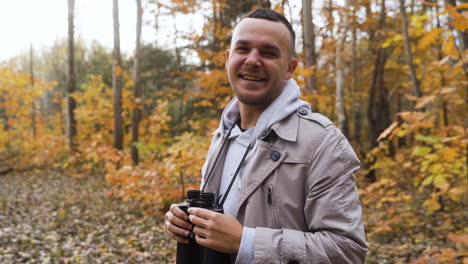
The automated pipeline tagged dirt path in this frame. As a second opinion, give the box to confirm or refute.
[0,170,176,263]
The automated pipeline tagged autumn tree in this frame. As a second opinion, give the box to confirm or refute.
[367,0,391,149]
[29,45,37,139]
[67,0,77,149]
[301,0,318,111]
[398,0,422,99]
[131,0,143,165]
[113,0,124,150]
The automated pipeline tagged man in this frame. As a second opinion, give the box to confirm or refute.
[165,8,367,264]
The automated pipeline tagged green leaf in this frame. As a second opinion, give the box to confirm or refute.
[412,146,432,156]
[415,135,441,143]
[422,175,433,186]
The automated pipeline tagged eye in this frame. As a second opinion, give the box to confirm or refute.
[262,50,278,58]
[235,46,249,53]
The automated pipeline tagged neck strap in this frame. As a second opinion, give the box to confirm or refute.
[201,117,239,193]
[217,143,252,208]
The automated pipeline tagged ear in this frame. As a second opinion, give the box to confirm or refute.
[225,49,230,70]
[285,58,298,80]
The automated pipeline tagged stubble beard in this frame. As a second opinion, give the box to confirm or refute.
[231,83,283,109]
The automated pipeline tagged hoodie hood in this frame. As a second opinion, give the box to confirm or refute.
[218,79,311,145]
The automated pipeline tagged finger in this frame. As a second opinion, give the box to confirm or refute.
[166,227,190,244]
[170,204,189,221]
[165,219,191,238]
[195,233,209,247]
[166,211,192,230]
[188,207,216,219]
[189,214,207,228]
[192,225,208,238]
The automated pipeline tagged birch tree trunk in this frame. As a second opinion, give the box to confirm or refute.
[335,31,348,135]
[131,0,142,165]
[302,0,318,112]
[67,0,77,150]
[351,5,362,146]
[113,0,124,150]
[30,44,37,139]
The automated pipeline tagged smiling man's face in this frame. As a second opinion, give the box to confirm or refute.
[225,18,297,108]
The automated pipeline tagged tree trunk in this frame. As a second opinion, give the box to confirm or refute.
[351,5,362,146]
[398,0,422,100]
[131,0,142,165]
[113,0,124,150]
[302,0,318,112]
[436,5,449,127]
[368,0,391,146]
[30,44,37,139]
[366,0,392,182]
[154,0,160,46]
[326,0,334,34]
[335,30,348,135]
[67,0,77,150]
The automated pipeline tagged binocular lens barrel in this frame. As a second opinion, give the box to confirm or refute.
[176,190,232,264]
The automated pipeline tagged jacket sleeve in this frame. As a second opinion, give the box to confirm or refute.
[254,127,367,264]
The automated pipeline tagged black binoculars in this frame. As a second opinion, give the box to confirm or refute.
[176,190,234,264]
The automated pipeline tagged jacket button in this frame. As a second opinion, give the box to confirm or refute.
[298,107,308,115]
[270,151,281,161]
[289,261,299,264]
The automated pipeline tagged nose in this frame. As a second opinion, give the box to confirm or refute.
[244,49,261,66]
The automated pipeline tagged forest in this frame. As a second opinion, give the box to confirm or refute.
[0,0,466,263]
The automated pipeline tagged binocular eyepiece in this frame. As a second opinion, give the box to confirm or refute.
[176,190,232,264]
[179,190,223,213]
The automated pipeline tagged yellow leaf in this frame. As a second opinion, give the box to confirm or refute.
[382,34,402,48]
[194,99,213,108]
[453,3,468,9]
[423,196,441,213]
[443,36,458,58]
[441,147,457,162]
[417,28,444,50]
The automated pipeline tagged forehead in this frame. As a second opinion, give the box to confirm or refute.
[231,18,292,51]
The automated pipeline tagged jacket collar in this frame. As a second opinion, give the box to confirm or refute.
[214,111,300,143]
[267,113,298,142]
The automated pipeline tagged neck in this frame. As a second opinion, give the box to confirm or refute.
[238,102,265,130]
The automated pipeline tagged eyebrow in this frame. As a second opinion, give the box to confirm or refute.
[235,40,281,54]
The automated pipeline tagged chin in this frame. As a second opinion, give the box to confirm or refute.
[236,94,270,107]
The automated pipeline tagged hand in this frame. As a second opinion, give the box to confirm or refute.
[164,204,193,244]
[188,207,243,253]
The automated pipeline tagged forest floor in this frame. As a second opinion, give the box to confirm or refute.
[0,170,176,264]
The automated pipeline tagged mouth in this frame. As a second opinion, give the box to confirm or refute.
[239,74,266,82]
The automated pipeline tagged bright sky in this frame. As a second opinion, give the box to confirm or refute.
[0,0,198,61]
[0,1,312,62]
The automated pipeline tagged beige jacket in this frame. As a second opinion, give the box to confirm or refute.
[203,109,367,264]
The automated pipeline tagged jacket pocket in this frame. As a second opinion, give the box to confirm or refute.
[267,185,280,228]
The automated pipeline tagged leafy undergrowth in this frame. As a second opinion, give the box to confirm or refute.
[0,170,176,263]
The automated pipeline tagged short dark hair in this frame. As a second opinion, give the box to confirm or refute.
[242,8,295,57]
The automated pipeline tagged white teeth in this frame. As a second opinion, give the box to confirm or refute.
[243,75,262,81]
